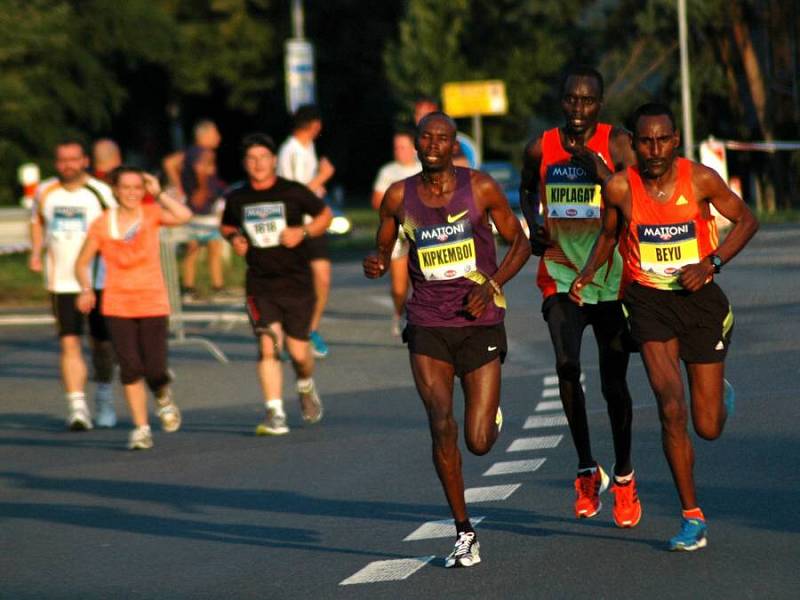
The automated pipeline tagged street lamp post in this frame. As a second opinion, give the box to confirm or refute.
[678,0,695,159]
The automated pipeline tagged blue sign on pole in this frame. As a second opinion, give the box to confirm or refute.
[285,39,316,114]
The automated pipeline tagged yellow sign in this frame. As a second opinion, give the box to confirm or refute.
[442,80,507,117]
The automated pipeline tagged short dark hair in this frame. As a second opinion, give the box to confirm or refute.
[109,165,144,186]
[394,127,416,141]
[293,104,322,129]
[55,138,88,156]
[417,111,457,135]
[629,102,677,135]
[560,65,604,98]
[241,133,277,157]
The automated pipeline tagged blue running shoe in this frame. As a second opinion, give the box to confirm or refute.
[310,331,329,358]
[723,378,735,418]
[669,517,707,551]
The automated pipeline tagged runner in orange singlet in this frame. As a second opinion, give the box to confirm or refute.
[570,102,759,551]
[520,65,640,527]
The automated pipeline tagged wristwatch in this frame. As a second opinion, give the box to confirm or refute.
[708,254,723,274]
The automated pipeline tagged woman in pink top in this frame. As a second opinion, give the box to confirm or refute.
[76,167,192,450]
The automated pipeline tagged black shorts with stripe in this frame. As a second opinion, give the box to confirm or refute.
[622,281,734,363]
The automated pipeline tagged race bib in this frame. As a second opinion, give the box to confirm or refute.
[52,206,87,236]
[243,202,287,248]
[545,164,601,219]
[415,218,477,281]
[637,222,700,276]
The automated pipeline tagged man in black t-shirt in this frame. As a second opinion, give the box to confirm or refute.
[221,133,333,435]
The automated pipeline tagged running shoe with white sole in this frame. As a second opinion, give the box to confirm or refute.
[611,476,642,528]
[669,517,707,551]
[127,425,153,450]
[67,406,93,431]
[495,406,503,433]
[298,381,323,424]
[574,464,610,518]
[444,531,481,568]
[255,409,290,436]
[156,388,182,433]
[309,331,329,359]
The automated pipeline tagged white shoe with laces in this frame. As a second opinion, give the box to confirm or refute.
[127,425,153,450]
[444,531,481,568]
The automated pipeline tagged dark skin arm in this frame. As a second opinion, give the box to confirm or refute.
[565,126,636,182]
[519,136,551,255]
[677,164,759,291]
[363,180,403,278]
[568,171,629,305]
[464,171,529,317]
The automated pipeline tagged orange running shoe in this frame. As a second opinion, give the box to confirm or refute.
[611,476,642,528]
[574,465,609,518]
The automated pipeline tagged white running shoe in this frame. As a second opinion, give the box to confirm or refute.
[298,381,323,424]
[156,388,182,433]
[128,425,153,450]
[94,389,117,428]
[444,531,481,568]
[255,409,290,436]
[67,406,93,431]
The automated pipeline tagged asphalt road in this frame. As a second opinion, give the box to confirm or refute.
[1,224,799,599]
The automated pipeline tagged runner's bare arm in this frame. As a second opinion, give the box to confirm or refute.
[29,212,44,273]
[74,235,101,313]
[363,181,402,279]
[519,136,551,255]
[464,172,529,317]
[609,127,637,172]
[146,174,192,226]
[220,223,249,256]
[678,164,759,291]
[569,172,627,305]
[282,206,333,248]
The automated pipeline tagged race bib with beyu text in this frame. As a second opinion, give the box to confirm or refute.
[637,221,700,277]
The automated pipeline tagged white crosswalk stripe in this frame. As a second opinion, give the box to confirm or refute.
[465,483,521,503]
[536,400,563,412]
[403,517,486,541]
[523,414,569,429]
[506,434,563,452]
[483,458,546,476]
[339,556,436,585]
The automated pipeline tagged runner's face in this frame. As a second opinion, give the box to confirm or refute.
[416,118,456,172]
[244,145,276,184]
[634,115,680,178]
[393,134,416,165]
[194,149,217,180]
[414,101,438,125]
[561,76,602,135]
[114,172,146,210]
[55,144,88,183]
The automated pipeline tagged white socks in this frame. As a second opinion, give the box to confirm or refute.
[266,399,285,415]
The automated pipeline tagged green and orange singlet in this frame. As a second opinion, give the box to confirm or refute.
[620,158,719,291]
[537,123,623,302]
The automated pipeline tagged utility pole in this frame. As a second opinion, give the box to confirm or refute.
[678,0,695,159]
[285,0,315,113]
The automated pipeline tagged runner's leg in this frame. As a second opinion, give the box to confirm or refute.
[461,358,501,456]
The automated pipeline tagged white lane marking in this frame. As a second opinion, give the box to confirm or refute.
[506,434,563,452]
[370,295,395,309]
[541,387,560,398]
[465,483,521,503]
[536,400,563,412]
[543,373,585,386]
[403,517,485,542]
[483,458,546,477]
[523,414,569,429]
[339,556,435,585]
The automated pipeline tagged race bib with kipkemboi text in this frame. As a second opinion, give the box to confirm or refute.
[243,202,287,248]
[545,164,601,219]
[637,221,700,276]
[415,219,477,281]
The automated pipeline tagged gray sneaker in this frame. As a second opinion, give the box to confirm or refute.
[67,405,93,431]
[95,391,117,428]
[255,409,290,436]
[127,425,153,450]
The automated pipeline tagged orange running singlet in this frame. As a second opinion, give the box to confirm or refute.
[621,158,719,291]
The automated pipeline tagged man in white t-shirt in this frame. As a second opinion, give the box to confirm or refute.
[29,140,118,430]
[371,130,421,335]
[277,105,336,358]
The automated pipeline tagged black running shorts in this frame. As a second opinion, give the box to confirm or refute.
[403,323,507,377]
[246,293,314,341]
[50,292,110,341]
[622,281,734,363]
[304,235,329,261]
